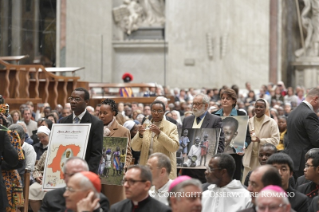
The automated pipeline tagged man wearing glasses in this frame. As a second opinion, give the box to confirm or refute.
[181,93,225,182]
[202,154,252,212]
[40,157,109,212]
[59,87,103,174]
[296,151,319,200]
[110,165,170,212]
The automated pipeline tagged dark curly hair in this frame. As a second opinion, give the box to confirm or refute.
[101,99,118,116]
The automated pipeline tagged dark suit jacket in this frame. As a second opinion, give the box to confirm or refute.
[0,128,19,210]
[182,112,225,153]
[110,196,171,212]
[286,186,308,212]
[286,102,319,174]
[308,196,319,212]
[59,111,103,173]
[40,187,110,212]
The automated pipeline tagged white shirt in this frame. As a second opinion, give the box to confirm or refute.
[149,179,172,205]
[202,179,253,212]
[22,142,37,171]
[72,109,87,123]
[303,100,314,112]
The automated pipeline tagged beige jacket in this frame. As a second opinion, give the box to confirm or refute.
[242,115,279,168]
[131,119,179,179]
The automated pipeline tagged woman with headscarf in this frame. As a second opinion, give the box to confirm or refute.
[1,126,25,212]
[98,98,132,205]
[242,98,280,182]
[123,120,140,164]
[29,126,51,212]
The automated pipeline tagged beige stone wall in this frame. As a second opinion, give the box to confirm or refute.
[64,0,270,88]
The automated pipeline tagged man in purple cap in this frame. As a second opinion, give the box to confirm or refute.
[168,176,202,212]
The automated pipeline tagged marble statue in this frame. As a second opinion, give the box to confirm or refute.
[112,0,165,35]
[296,0,319,58]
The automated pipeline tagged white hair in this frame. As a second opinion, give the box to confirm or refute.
[86,106,94,112]
[73,173,99,199]
[155,96,168,106]
[256,190,290,206]
[194,93,210,105]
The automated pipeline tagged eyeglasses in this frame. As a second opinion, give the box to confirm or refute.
[206,166,221,173]
[305,164,316,169]
[68,97,82,102]
[255,203,286,211]
[65,186,83,193]
[151,110,164,114]
[121,179,147,186]
[191,103,204,107]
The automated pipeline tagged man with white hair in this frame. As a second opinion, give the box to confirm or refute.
[255,185,292,212]
[63,171,103,212]
[181,93,225,182]
[40,157,109,212]
[86,106,95,115]
[182,93,224,153]
[147,153,172,205]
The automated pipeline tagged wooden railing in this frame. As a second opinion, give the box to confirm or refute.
[0,59,86,109]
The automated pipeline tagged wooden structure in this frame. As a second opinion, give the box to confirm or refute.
[89,82,174,106]
[0,57,88,110]
[20,169,31,212]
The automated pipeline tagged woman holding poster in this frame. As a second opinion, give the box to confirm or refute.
[212,88,250,181]
[98,98,132,205]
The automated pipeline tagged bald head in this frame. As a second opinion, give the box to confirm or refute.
[63,157,89,184]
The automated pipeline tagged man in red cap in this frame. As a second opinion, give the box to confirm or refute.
[120,73,134,97]
[40,157,109,212]
[64,171,103,212]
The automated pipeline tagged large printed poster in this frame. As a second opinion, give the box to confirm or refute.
[221,116,249,154]
[177,128,220,169]
[98,137,128,186]
[43,124,91,190]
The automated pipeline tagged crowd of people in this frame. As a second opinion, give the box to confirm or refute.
[0,80,319,212]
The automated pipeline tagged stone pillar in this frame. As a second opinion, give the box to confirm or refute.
[269,0,278,84]
[0,0,9,56]
[11,0,22,55]
[292,60,319,88]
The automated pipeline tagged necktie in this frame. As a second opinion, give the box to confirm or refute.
[74,117,80,123]
[196,117,201,124]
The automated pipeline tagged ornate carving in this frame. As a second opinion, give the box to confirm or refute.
[113,0,165,35]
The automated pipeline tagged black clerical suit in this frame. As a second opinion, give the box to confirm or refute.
[40,187,110,212]
[286,186,308,212]
[59,111,103,173]
[297,181,319,200]
[0,127,19,210]
[109,196,171,212]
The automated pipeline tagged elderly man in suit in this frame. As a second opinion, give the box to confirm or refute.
[59,87,103,174]
[285,87,319,179]
[181,93,225,182]
[40,157,109,212]
[0,125,19,211]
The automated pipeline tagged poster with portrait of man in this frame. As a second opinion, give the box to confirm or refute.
[177,128,220,169]
[98,137,128,186]
[221,116,249,154]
